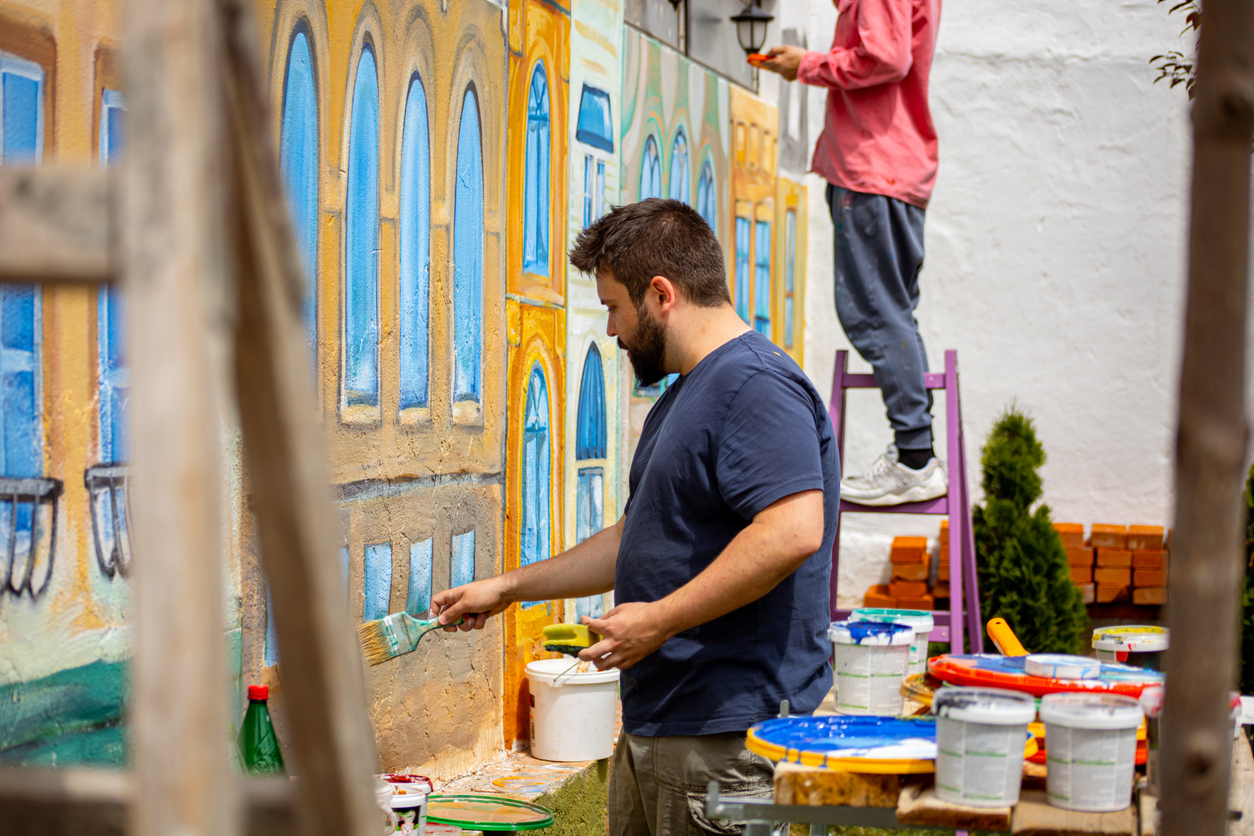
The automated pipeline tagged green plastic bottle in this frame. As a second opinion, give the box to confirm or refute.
[237,685,285,775]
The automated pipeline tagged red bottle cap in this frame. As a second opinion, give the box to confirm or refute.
[248,685,269,701]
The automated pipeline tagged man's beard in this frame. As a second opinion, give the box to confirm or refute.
[618,305,668,388]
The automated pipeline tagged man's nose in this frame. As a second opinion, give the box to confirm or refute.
[606,317,617,338]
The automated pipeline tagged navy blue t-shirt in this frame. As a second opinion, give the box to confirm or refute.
[616,330,840,736]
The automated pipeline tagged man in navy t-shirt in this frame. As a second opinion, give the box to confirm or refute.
[433,199,840,835]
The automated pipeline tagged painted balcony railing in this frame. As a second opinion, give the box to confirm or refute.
[85,464,132,580]
[0,475,63,599]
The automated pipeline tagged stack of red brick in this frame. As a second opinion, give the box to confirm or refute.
[864,535,940,610]
[1057,523,1169,606]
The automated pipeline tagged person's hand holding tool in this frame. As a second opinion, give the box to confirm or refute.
[754,45,805,81]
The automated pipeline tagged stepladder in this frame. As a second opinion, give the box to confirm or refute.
[828,349,981,654]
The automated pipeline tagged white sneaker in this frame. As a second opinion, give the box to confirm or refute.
[841,444,948,506]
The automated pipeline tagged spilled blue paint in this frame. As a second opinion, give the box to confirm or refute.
[344,46,380,407]
[453,88,483,403]
[406,538,433,616]
[279,29,319,362]
[363,542,393,621]
[399,74,431,410]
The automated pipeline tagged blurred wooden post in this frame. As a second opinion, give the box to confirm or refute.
[1160,0,1254,832]
[121,0,237,834]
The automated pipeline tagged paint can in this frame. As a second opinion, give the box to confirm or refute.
[376,780,399,835]
[932,687,1035,807]
[1092,625,1168,670]
[851,608,935,677]
[1039,692,1143,812]
[1023,654,1101,680]
[389,784,428,836]
[525,659,620,761]
[828,620,913,715]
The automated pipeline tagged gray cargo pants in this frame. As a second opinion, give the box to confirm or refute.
[827,184,933,450]
[608,730,774,835]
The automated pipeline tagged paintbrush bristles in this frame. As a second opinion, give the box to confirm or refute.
[357,617,405,666]
[357,611,463,666]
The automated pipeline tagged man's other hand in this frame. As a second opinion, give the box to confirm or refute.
[431,577,510,632]
[579,603,671,671]
[758,45,805,81]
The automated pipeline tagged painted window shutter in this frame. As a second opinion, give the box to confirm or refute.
[399,74,432,410]
[453,89,484,403]
[345,47,380,408]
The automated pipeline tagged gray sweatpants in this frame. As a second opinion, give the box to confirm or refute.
[827,184,933,450]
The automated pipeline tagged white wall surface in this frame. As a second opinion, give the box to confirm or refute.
[784,0,1235,608]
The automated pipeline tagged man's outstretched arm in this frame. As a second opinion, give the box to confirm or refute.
[579,490,824,670]
[431,514,624,630]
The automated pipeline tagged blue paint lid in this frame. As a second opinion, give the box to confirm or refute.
[851,608,935,632]
[829,619,913,647]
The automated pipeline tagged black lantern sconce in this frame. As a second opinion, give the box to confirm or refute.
[730,2,775,59]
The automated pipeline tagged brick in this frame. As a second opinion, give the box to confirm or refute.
[1133,549,1168,570]
[1134,587,1168,605]
[1066,547,1095,566]
[890,536,929,564]
[1053,522,1085,548]
[932,582,950,599]
[1094,567,1132,585]
[890,580,929,598]
[1096,583,1132,603]
[1069,566,1093,584]
[1096,548,1132,568]
[893,562,930,581]
[1078,583,1095,604]
[1134,569,1167,587]
[895,594,934,610]
[937,561,949,582]
[1127,525,1165,551]
[1091,524,1128,549]
[864,584,895,608]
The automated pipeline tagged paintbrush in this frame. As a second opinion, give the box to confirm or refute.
[358,612,466,666]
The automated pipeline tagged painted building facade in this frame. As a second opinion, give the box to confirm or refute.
[0,0,807,775]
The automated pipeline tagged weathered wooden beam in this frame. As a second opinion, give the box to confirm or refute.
[0,769,296,836]
[121,0,236,835]
[1160,0,1254,831]
[218,1,381,835]
[0,166,113,284]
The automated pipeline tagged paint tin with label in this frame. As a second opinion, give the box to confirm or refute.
[1092,625,1168,670]
[933,687,1035,807]
[389,784,428,836]
[828,620,913,715]
[1039,692,1142,812]
[851,608,935,677]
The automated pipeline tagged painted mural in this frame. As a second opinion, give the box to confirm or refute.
[0,0,807,776]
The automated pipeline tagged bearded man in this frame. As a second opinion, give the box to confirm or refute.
[432,198,839,836]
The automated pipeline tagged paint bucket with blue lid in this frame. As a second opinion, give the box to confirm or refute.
[1039,692,1142,812]
[932,687,1035,807]
[1023,653,1102,680]
[1092,625,1168,670]
[828,620,913,715]
[851,608,935,677]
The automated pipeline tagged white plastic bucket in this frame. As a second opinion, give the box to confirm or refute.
[1039,692,1143,812]
[526,659,620,761]
[1092,625,1168,670]
[828,620,913,715]
[389,784,427,836]
[932,687,1035,807]
[851,608,935,677]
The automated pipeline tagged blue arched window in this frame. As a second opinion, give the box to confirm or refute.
[344,46,379,408]
[399,73,431,410]
[576,345,606,460]
[280,29,318,364]
[668,129,690,204]
[98,89,126,464]
[696,160,717,234]
[523,64,550,277]
[453,87,484,403]
[640,134,661,200]
[734,216,750,323]
[520,364,551,595]
[754,220,772,336]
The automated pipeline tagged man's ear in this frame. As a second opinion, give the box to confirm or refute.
[650,275,679,312]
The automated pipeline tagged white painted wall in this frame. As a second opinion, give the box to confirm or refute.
[776,0,1231,608]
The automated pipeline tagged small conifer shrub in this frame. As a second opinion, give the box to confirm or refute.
[973,406,1089,654]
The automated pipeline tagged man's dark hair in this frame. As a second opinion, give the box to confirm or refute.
[569,198,731,308]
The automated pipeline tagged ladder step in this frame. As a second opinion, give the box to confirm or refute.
[839,372,947,390]
[840,496,949,515]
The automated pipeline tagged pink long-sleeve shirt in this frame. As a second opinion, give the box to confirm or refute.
[798,0,941,209]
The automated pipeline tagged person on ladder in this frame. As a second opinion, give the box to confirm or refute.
[758,0,947,506]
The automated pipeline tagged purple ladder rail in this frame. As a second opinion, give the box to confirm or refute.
[827,349,982,653]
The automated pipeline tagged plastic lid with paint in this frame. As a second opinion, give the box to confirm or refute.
[1091,625,1169,653]
[390,785,428,809]
[828,620,913,647]
[850,608,935,633]
[1039,692,1143,730]
[1023,653,1102,680]
[933,687,1035,725]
